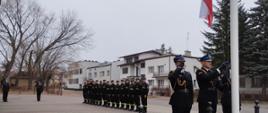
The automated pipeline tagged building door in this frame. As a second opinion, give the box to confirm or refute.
[136,66,139,76]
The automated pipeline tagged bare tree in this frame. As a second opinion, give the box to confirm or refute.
[0,0,93,89]
[0,0,43,78]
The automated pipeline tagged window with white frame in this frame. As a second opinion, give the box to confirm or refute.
[100,71,105,77]
[141,62,145,68]
[157,65,164,74]
[94,72,97,78]
[158,80,164,87]
[69,78,79,84]
[107,70,110,76]
[122,67,128,74]
[80,68,83,74]
[148,80,154,86]
[148,66,154,73]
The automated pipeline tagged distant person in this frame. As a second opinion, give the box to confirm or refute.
[35,80,44,102]
[1,78,10,102]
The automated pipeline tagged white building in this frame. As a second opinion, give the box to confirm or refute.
[65,60,100,89]
[87,60,123,81]
[118,50,166,79]
[118,49,201,95]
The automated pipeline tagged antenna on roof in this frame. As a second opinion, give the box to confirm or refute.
[186,32,190,51]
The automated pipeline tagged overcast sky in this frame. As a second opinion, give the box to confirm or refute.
[35,0,256,62]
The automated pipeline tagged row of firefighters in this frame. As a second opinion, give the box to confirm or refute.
[82,78,149,113]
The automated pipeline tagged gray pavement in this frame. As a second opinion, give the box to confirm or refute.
[0,94,268,113]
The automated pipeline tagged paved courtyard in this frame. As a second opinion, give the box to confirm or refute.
[0,93,268,113]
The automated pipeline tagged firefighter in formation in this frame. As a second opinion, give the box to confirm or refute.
[83,78,149,113]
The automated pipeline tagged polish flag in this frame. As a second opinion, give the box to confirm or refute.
[199,0,213,27]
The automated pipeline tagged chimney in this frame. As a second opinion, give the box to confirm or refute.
[184,50,191,57]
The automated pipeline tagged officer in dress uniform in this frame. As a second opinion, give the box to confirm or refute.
[134,78,141,112]
[168,55,193,113]
[115,80,120,108]
[129,79,136,111]
[35,79,44,102]
[83,81,87,103]
[99,81,103,106]
[124,79,131,110]
[88,80,93,104]
[85,80,90,104]
[120,79,125,109]
[105,81,110,107]
[95,80,100,105]
[140,78,149,113]
[91,80,96,105]
[1,78,9,102]
[195,54,228,113]
[102,80,107,106]
[217,61,232,113]
[110,80,115,108]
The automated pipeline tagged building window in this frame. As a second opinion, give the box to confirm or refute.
[148,80,154,86]
[107,70,110,76]
[69,78,79,84]
[240,77,246,88]
[157,65,164,74]
[94,72,97,78]
[148,66,154,73]
[126,58,132,63]
[141,62,145,68]
[134,56,139,62]
[71,70,80,75]
[88,73,92,79]
[158,80,164,87]
[100,71,105,77]
[80,68,83,74]
[122,67,128,74]
[252,77,262,88]
[194,80,197,88]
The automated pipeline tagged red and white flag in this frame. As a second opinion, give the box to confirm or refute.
[199,0,213,27]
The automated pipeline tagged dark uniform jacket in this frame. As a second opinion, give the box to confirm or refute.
[1,80,9,92]
[218,73,231,106]
[169,68,193,107]
[196,67,220,103]
[35,81,44,92]
[140,82,149,96]
[83,84,87,98]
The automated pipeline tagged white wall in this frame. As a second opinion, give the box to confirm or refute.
[66,61,100,89]
[120,65,130,79]
[111,60,123,80]
[184,57,202,89]
[88,65,111,81]
[139,53,161,60]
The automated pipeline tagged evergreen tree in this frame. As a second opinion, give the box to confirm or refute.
[248,0,268,95]
[202,0,252,70]
[239,6,255,75]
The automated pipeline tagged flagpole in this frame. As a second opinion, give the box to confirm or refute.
[230,0,240,113]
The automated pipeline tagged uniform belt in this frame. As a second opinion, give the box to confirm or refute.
[207,88,216,91]
[175,89,189,93]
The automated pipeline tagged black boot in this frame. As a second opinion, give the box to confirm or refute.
[143,106,147,113]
